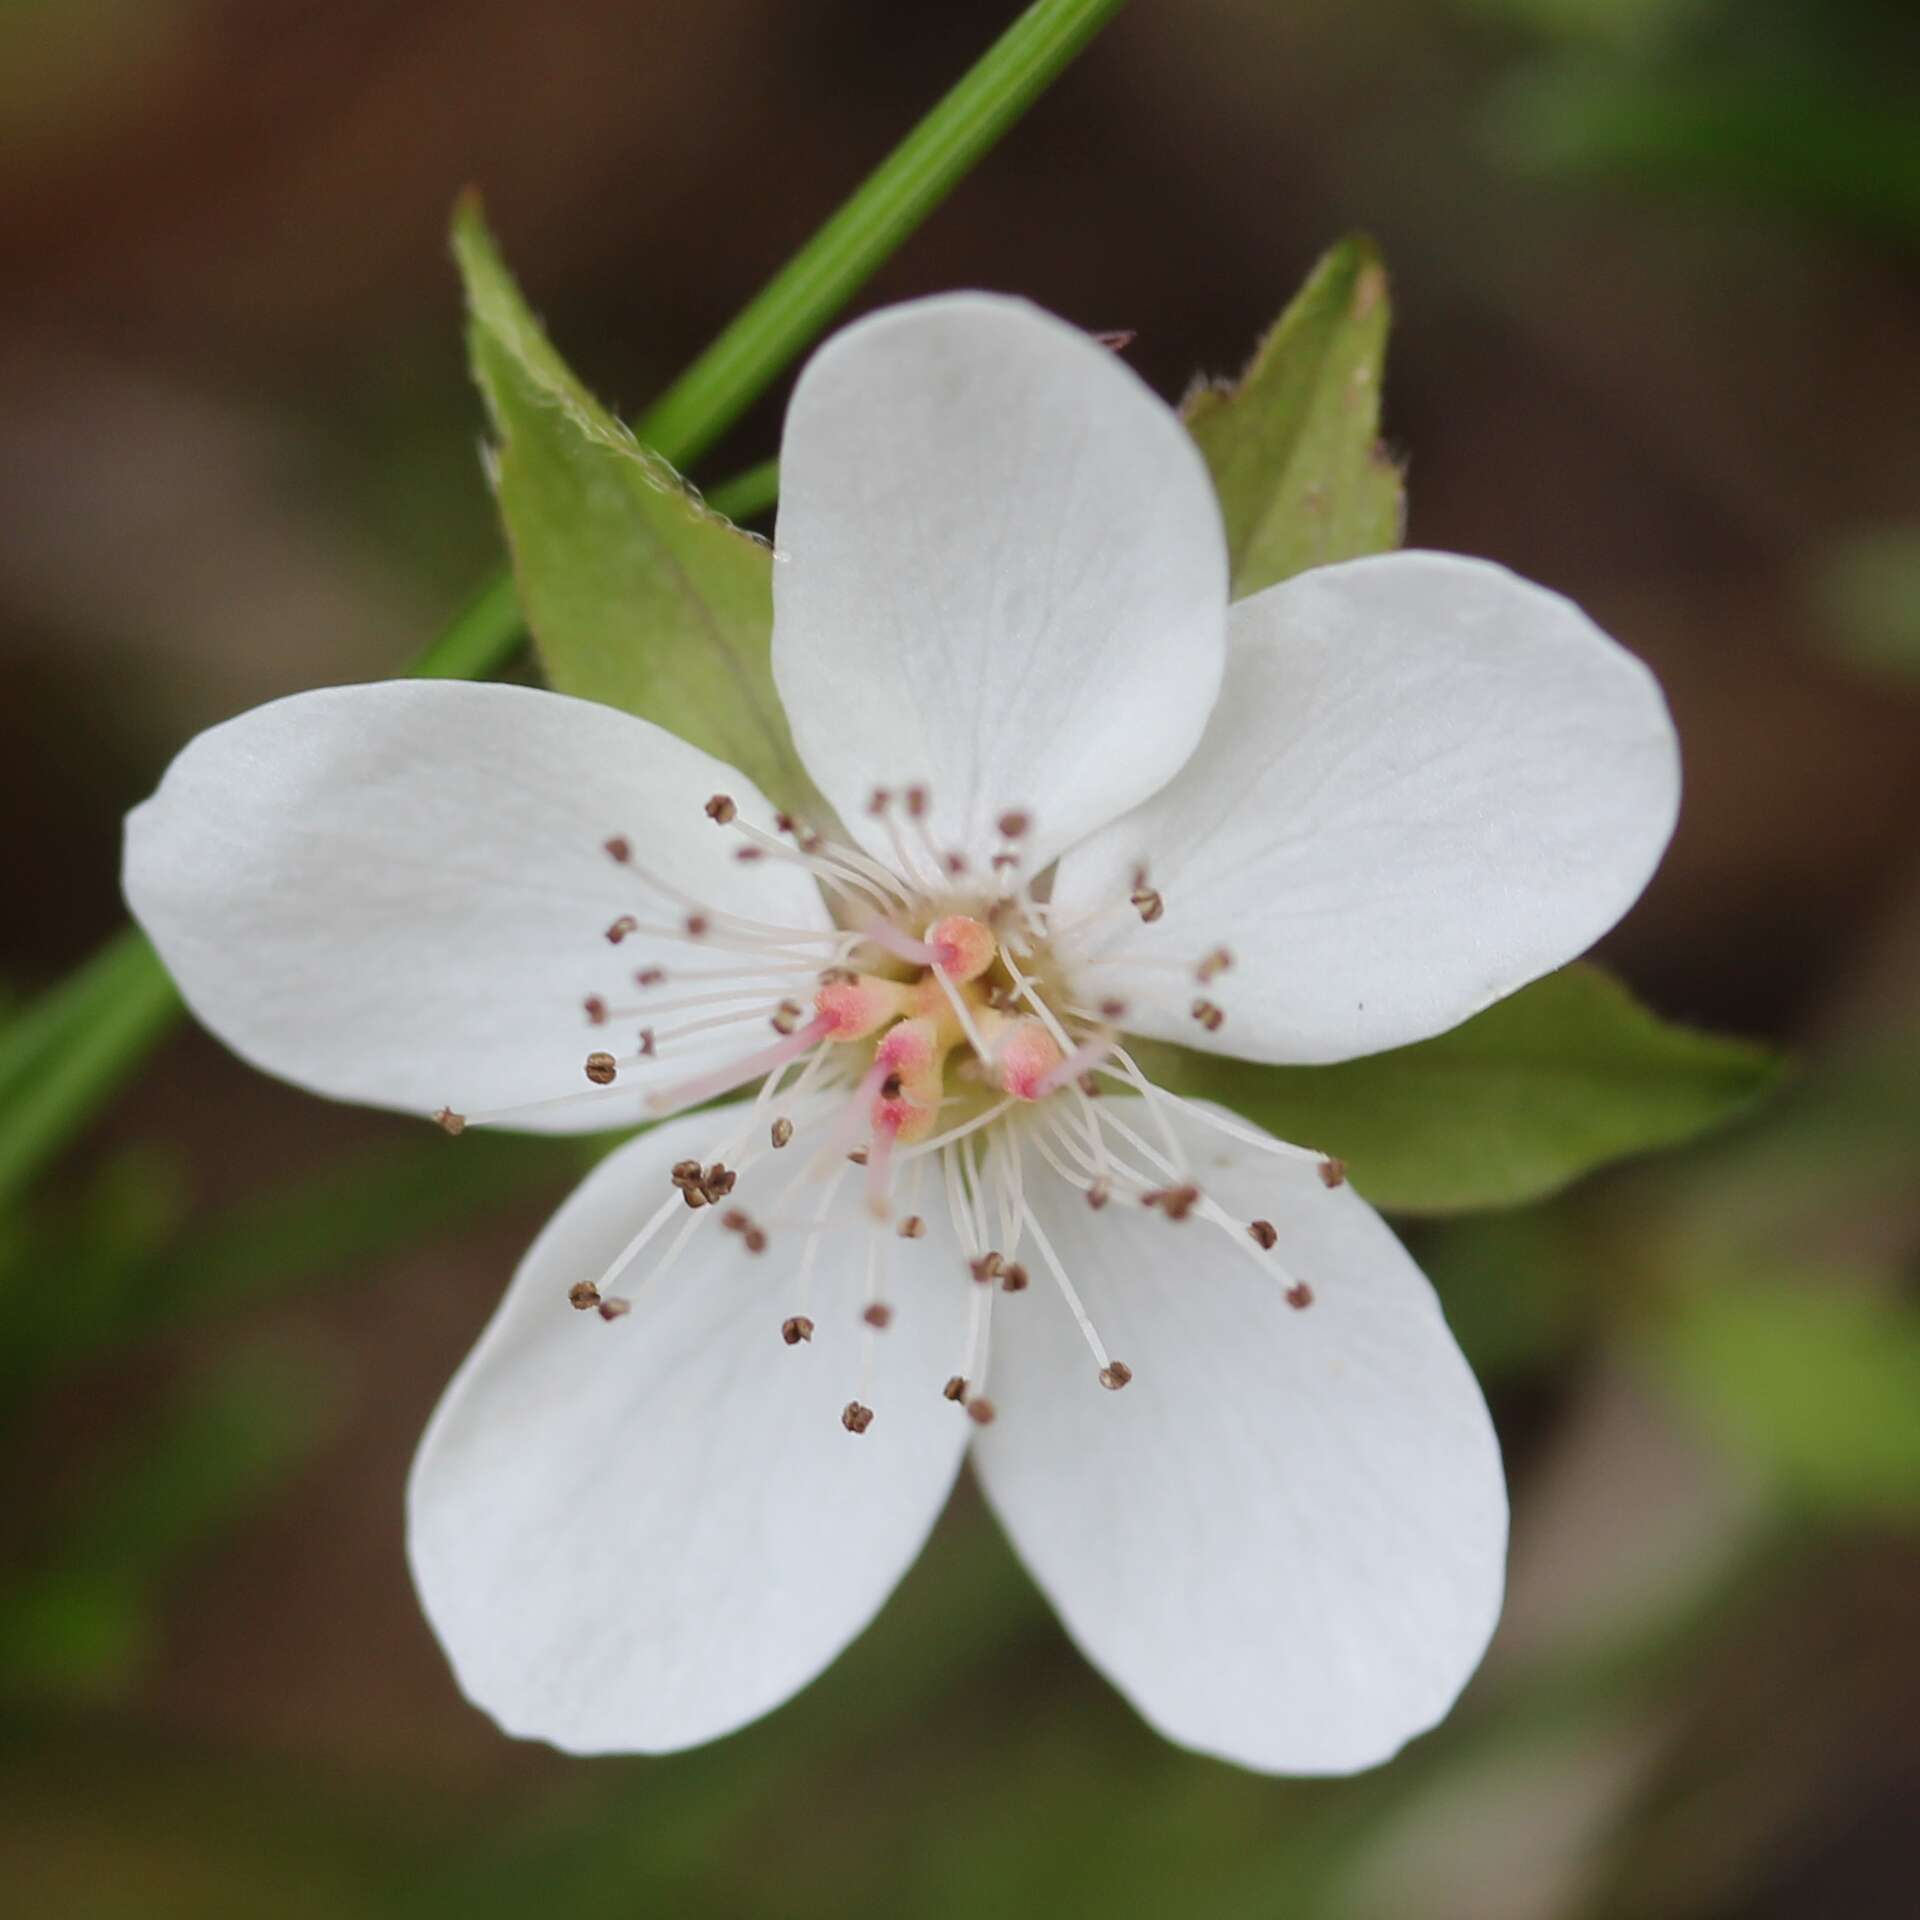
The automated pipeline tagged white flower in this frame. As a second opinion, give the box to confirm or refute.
[122,294,1679,1774]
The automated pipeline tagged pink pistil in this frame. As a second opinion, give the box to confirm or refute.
[645,1013,832,1113]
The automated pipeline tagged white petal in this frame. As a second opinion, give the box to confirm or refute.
[123,680,834,1130]
[408,1108,974,1754]
[1052,553,1681,1063]
[971,1102,1507,1775]
[772,294,1228,876]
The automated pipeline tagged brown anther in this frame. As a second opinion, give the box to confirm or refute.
[434,1107,466,1136]
[1191,998,1225,1033]
[597,1296,631,1322]
[991,851,1019,871]
[1001,1262,1030,1294]
[584,1051,618,1085]
[997,809,1031,840]
[880,1071,904,1099]
[1086,1179,1111,1211]
[636,967,666,987]
[945,852,968,876]
[1196,946,1234,984]
[862,1302,893,1329]
[1131,886,1165,924]
[866,787,891,817]
[702,1163,736,1200]
[905,785,929,818]
[966,1398,998,1426]
[1249,1219,1279,1251]
[583,995,607,1026]
[770,1117,794,1150]
[1098,998,1128,1022]
[605,915,638,944]
[841,1401,874,1435]
[1286,1281,1315,1310]
[1142,1184,1200,1221]
[847,1147,869,1167]
[1098,1361,1134,1391]
[897,1214,925,1240]
[799,830,825,854]
[1318,1157,1347,1189]
[681,1186,709,1211]
[637,1028,656,1057]
[670,1158,703,1189]
[744,1228,768,1255]
[684,913,710,938]
[568,1281,601,1310]
[942,1375,968,1403]
[969,1252,1004,1284]
[720,1208,750,1232]
[704,793,737,825]
[781,1315,814,1345]
[603,835,631,864]
[774,811,797,836]
[734,845,764,863]
[1077,1073,1103,1098]
[771,1000,804,1035]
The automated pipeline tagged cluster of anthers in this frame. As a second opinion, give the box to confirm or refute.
[433,785,1343,1435]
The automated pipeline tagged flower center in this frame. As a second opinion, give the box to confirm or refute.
[432,784,1345,1436]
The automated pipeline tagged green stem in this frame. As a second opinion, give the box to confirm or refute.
[0,0,1130,1208]
[635,0,1129,470]
[0,929,180,1207]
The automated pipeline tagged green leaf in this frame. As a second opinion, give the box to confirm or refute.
[1650,1277,1920,1521]
[1134,962,1782,1214]
[453,199,826,820]
[1183,233,1405,599]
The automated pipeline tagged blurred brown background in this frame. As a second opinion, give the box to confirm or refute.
[3,2,1917,1915]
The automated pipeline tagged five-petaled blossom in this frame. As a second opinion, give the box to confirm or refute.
[124,294,1679,1774]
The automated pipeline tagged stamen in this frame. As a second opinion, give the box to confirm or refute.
[894,1096,1016,1162]
[789,1162,853,1324]
[1019,1198,1121,1383]
[1190,998,1226,1033]
[782,1315,814,1344]
[597,1296,631,1322]
[1287,1281,1315,1310]
[584,1051,618,1085]
[1249,1219,1278,1250]
[869,786,944,892]
[568,1281,600,1310]
[841,1402,874,1435]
